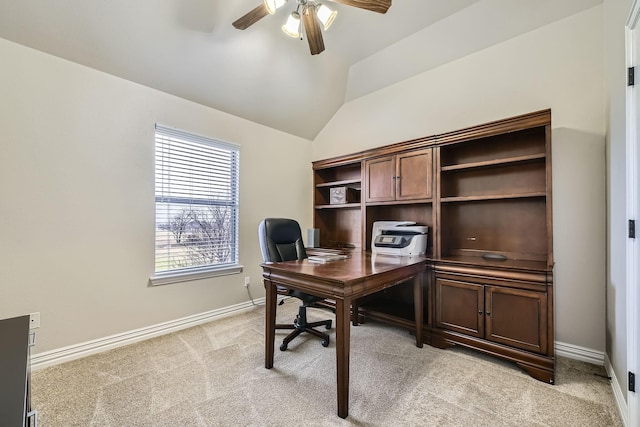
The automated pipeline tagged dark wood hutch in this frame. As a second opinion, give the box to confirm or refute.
[312,109,555,383]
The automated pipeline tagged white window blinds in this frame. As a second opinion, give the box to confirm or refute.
[154,125,240,276]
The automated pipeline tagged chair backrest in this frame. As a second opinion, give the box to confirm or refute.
[258,218,307,263]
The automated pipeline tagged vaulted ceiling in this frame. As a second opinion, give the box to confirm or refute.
[0,0,601,140]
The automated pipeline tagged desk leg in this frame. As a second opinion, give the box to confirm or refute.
[351,299,359,326]
[265,279,276,369]
[335,298,351,419]
[413,273,424,348]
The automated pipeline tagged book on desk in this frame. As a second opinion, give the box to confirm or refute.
[307,254,350,263]
[305,247,350,263]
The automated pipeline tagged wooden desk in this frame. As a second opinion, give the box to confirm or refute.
[261,252,426,419]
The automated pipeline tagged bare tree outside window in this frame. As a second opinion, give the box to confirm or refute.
[159,209,192,244]
[156,204,236,271]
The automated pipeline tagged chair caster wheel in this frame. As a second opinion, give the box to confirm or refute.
[321,339,329,347]
[325,321,332,330]
[280,343,288,351]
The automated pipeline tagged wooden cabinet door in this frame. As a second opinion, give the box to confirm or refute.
[365,149,433,203]
[396,149,432,200]
[485,286,547,354]
[435,278,484,338]
[365,155,395,202]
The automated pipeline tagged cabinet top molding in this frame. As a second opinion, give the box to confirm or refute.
[312,109,551,170]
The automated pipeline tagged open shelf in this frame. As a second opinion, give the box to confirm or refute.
[315,181,361,206]
[440,153,546,172]
[440,127,546,169]
[356,281,429,325]
[314,162,361,186]
[315,203,361,209]
[440,192,547,203]
[316,179,361,188]
[440,158,546,200]
[440,198,548,262]
[365,203,433,252]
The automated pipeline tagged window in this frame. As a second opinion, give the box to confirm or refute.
[152,125,241,285]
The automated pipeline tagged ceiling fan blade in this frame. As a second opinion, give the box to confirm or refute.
[330,0,391,14]
[303,6,325,55]
[232,3,270,30]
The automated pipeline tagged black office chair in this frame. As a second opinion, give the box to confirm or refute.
[258,218,332,351]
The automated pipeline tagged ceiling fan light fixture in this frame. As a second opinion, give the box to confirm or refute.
[316,3,337,30]
[282,11,301,38]
[234,0,392,55]
[264,0,286,15]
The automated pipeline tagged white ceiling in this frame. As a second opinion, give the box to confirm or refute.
[0,0,601,140]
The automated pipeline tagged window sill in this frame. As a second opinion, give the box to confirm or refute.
[149,264,243,286]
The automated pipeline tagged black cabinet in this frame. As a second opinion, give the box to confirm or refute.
[0,315,36,427]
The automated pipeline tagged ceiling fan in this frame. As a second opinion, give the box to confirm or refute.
[232,0,392,55]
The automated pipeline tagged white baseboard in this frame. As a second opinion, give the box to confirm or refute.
[605,353,629,427]
[555,343,628,426]
[555,341,605,365]
[31,297,265,370]
[554,342,628,426]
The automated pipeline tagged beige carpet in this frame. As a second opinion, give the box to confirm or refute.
[32,298,623,426]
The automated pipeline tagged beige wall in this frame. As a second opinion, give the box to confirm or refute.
[0,38,313,354]
[314,7,607,352]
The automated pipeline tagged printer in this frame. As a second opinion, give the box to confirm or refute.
[371,221,428,256]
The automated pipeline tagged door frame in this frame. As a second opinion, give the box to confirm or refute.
[626,1,640,426]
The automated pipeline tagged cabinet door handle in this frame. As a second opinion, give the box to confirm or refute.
[486,311,491,315]
[478,310,483,314]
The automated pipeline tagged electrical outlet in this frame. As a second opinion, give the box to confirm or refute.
[29,312,40,329]
[244,276,250,287]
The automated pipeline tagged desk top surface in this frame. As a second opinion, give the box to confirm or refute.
[261,252,428,282]
[261,252,427,286]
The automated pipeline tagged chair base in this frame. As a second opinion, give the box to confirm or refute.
[277,305,332,351]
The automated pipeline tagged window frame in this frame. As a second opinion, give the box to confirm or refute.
[150,125,242,286]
